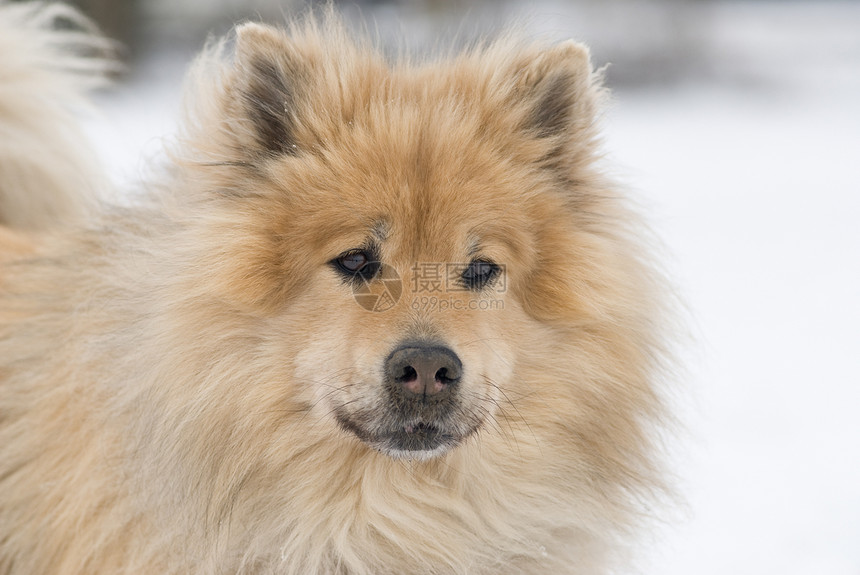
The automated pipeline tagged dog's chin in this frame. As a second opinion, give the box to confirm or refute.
[335,412,477,460]
[375,424,459,460]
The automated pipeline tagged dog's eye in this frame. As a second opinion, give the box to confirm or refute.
[339,251,367,272]
[332,249,380,281]
[461,259,500,291]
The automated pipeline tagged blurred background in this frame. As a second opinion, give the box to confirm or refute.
[45,0,860,573]
[61,0,860,88]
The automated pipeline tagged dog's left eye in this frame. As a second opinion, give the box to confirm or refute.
[461,259,500,291]
[332,249,380,281]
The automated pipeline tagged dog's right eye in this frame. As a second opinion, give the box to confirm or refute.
[337,251,368,272]
[332,249,380,281]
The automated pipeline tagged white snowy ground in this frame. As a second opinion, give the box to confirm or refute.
[611,86,860,573]
[605,5,860,573]
[83,2,860,573]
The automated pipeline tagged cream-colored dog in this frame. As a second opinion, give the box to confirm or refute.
[0,3,672,573]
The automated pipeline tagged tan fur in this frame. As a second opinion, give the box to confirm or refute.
[0,2,115,230]
[0,4,672,574]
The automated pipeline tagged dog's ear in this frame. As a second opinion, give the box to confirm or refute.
[514,40,603,161]
[230,23,308,156]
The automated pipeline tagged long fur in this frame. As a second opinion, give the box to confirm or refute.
[0,3,672,574]
[0,1,115,230]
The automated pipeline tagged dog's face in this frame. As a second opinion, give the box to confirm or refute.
[238,110,548,461]
[287,210,518,459]
[266,139,533,460]
[171,22,643,466]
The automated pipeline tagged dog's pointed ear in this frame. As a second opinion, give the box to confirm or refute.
[230,23,307,156]
[515,40,602,159]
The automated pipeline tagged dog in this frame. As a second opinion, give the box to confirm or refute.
[0,3,672,573]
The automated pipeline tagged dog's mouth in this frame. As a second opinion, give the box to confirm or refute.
[388,421,447,451]
[335,410,478,459]
[376,421,465,459]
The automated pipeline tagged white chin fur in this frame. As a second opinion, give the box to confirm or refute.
[378,444,451,461]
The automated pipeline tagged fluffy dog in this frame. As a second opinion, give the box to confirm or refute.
[0,3,672,573]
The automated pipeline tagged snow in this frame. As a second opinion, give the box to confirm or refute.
[608,85,860,574]
[81,2,860,573]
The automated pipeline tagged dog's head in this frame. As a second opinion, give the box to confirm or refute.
[164,18,661,468]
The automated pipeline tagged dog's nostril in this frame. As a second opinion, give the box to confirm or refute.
[396,365,418,383]
[436,367,454,384]
[385,343,462,398]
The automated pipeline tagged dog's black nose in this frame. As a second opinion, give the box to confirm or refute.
[385,343,462,398]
